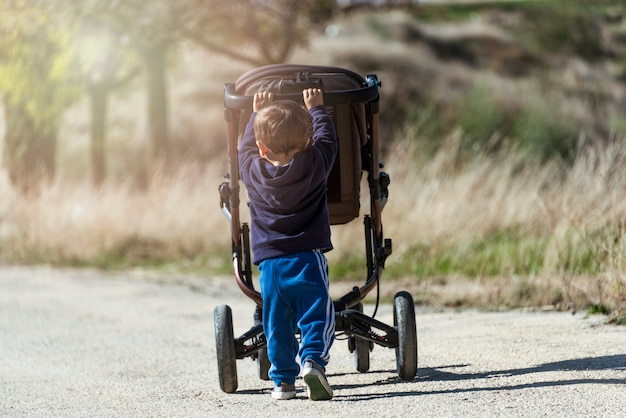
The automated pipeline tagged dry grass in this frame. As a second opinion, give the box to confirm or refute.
[2,98,626,317]
[6,121,626,314]
[0,163,230,267]
[335,131,626,314]
[2,10,626,320]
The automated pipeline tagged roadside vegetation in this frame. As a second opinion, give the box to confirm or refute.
[1,1,626,324]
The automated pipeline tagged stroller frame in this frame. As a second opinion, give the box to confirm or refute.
[215,64,417,393]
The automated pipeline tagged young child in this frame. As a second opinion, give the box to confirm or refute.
[238,88,337,401]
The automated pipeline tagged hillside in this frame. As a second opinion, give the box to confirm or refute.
[305,4,626,157]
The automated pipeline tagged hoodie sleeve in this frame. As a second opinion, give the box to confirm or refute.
[308,105,338,175]
[238,113,258,184]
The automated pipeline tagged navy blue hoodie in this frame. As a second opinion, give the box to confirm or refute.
[239,105,338,264]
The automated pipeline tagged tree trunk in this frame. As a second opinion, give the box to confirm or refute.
[144,45,170,164]
[3,100,56,193]
[89,82,108,185]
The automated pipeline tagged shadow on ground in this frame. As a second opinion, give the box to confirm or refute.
[331,354,626,400]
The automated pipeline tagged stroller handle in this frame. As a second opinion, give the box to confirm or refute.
[224,75,380,111]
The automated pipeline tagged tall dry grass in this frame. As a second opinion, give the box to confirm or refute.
[0,163,230,268]
[327,127,626,314]
[2,109,626,317]
[3,121,625,317]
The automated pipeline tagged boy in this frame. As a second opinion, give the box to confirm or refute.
[238,88,337,401]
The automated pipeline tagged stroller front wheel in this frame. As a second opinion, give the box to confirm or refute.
[351,303,371,373]
[354,336,371,373]
[393,291,418,380]
[256,347,271,381]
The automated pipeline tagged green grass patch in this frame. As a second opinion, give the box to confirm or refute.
[367,226,620,280]
[333,229,547,280]
[609,312,626,326]
[329,252,370,281]
[13,237,235,277]
[587,303,611,316]
[408,1,531,23]
[551,226,619,275]
[386,228,547,279]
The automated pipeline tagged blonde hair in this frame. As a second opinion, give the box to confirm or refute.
[253,100,311,154]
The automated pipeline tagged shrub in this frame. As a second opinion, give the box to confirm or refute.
[518,2,605,61]
[513,96,578,162]
[456,83,507,154]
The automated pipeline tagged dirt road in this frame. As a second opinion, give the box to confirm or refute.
[1,265,624,417]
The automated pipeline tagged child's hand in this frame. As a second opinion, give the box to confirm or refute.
[303,88,323,110]
[254,91,273,112]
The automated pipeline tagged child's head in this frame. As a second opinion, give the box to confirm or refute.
[254,100,311,155]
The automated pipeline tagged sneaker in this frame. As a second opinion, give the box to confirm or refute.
[271,382,296,400]
[302,360,333,401]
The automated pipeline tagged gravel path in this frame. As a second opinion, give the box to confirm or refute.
[1,265,624,417]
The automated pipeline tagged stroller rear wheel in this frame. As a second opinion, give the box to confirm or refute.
[214,304,238,393]
[393,291,417,380]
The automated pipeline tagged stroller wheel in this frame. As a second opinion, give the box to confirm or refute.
[253,310,271,380]
[393,291,418,380]
[214,304,238,393]
[352,303,371,373]
[256,347,271,380]
[354,337,371,373]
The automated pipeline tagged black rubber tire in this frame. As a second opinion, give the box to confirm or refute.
[257,346,271,381]
[253,314,271,381]
[214,305,238,393]
[353,303,370,373]
[354,337,371,373]
[393,291,417,380]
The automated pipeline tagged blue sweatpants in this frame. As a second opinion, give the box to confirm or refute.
[258,251,335,386]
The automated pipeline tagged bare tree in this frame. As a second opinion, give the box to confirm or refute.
[76,1,182,165]
[79,0,335,169]
[182,0,335,65]
[73,17,139,184]
[0,0,81,192]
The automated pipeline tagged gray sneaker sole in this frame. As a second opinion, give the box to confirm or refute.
[303,372,333,401]
[271,390,296,400]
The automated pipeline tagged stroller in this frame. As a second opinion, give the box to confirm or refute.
[215,64,417,393]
